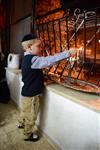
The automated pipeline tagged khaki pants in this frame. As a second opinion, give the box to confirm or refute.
[18,95,40,137]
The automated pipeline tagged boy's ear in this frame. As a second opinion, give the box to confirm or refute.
[28,44,32,49]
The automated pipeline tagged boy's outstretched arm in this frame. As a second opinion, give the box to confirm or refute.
[31,50,76,69]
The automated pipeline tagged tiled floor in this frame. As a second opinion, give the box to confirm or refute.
[0,101,55,150]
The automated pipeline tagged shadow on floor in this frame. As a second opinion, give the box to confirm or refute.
[0,100,55,150]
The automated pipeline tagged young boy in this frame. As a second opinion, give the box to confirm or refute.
[18,33,76,142]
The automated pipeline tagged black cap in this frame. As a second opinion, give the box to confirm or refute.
[22,33,37,42]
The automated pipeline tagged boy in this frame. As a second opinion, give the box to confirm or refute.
[18,33,76,142]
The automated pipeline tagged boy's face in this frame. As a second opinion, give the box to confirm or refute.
[29,39,42,55]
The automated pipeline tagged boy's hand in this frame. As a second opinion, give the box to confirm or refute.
[69,48,77,57]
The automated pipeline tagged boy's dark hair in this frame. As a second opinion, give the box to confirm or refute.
[22,33,37,42]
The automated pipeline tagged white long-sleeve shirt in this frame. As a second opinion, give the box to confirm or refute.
[24,51,70,69]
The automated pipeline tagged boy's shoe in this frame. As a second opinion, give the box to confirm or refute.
[24,133,40,142]
[18,124,24,129]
